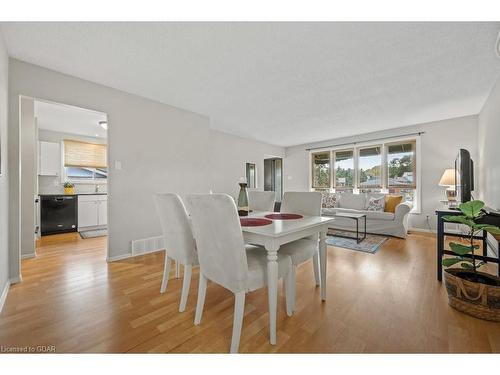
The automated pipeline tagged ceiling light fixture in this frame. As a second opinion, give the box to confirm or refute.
[99,120,108,130]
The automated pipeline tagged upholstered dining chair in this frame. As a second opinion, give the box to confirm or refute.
[184,193,293,353]
[154,193,198,312]
[248,190,276,212]
[277,191,323,312]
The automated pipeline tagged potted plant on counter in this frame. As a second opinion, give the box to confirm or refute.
[63,181,75,195]
[443,200,500,321]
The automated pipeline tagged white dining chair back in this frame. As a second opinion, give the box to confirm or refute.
[185,194,249,293]
[248,190,275,212]
[281,191,322,216]
[154,193,197,312]
[185,193,293,353]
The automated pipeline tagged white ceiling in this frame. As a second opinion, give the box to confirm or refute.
[34,100,107,139]
[3,22,500,147]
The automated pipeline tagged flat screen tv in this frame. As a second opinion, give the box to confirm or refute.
[455,149,474,203]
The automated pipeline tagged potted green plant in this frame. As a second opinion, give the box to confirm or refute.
[63,181,75,195]
[443,200,500,321]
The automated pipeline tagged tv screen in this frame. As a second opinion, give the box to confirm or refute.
[455,149,474,203]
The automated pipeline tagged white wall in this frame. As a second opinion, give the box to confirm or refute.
[284,115,479,231]
[0,29,10,305]
[8,59,286,279]
[208,128,284,198]
[9,59,212,274]
[478,75,500,211]
[37,129,107,195]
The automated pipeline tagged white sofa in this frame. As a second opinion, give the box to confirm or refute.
[321,192,412,238]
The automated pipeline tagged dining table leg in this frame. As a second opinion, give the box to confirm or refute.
[266,241,279,345]
[319,228,327,301]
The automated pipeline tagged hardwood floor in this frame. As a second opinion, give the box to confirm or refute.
[1,231,499,353]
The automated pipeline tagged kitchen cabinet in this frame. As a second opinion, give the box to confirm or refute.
[39,141,61,176]
[78,195,108,230]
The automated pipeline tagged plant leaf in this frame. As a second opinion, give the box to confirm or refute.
[458,200,484,218]
[442,258,464,267]
[449,242,474,255]
[443,215,474,227]
[460,262,475,269]
[484,226,500,235]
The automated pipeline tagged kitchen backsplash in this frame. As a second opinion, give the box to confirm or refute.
[38,176,107,195]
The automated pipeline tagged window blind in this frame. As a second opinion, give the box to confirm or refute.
[64,140,107,168]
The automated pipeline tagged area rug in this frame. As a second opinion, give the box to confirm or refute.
[80,229,108,239]
[326,229,388,254]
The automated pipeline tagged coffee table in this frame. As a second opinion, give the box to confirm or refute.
[330,212,367,243]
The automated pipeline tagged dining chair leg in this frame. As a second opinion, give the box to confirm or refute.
[179,264,192,312]
[230,291,246,353]
[194,273,207,325]
[313,252,320,287]
[284,268,295,316]
[160,254,172,293]
[175,261,180,278]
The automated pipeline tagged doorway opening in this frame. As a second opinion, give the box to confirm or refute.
[264,157,283,212]
[19,96,109,273]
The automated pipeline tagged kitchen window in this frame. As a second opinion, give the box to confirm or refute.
[63,139,107,183]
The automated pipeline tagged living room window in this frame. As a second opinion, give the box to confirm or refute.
[358,146,382,189]
[333,149,354,190]
[311,151,331,190]
[310,136,421,212]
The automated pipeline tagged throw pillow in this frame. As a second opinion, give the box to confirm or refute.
[366,196,385,211]
[321,193,337,208]
[385,195,403,213]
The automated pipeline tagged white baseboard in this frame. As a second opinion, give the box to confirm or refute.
[21,252,36,259]
[106,253,133,262]
[10,275,22,284]
[0,280,10,313]
[409,227,436,234]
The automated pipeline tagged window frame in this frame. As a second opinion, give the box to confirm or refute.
[357,144,383,189]
[333,148,355,190]
[386,140,417,189]
[310,151,331,190]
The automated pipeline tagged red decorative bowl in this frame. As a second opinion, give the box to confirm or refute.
[240,218,273,227]
[264,213,303,220]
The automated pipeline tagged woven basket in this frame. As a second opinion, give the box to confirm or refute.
[444,269,500,322]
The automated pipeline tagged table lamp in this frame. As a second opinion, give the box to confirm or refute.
[439,169,456,205]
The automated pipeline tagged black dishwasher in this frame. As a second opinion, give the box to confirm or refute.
[40,195,78,235]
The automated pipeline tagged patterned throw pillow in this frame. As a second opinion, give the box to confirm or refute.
[366,196,385,212]
[321,193,337,208]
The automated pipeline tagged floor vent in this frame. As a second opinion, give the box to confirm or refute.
[131,236,165,256]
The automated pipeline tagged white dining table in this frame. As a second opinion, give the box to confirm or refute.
[241,211,335,345]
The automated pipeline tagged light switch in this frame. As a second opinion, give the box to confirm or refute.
[115,160,122,170]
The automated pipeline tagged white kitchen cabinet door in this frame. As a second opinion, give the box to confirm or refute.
[39,141,61,176]
[98,201,108,226]
[78,201,98,228]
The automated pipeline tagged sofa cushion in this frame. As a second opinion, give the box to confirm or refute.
[338,193,366,210]
[366,196,385,211]
[385,195,403,213]
[321,193,337,208]
[325,207,395,221]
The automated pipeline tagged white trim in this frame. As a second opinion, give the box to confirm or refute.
[0,280,10,313]
[106,253,134,262]
[21,252,36,259]
[10,275,22,284]
[409,227,436,234]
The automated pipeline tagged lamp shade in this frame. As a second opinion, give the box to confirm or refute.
[439,169,456,187]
